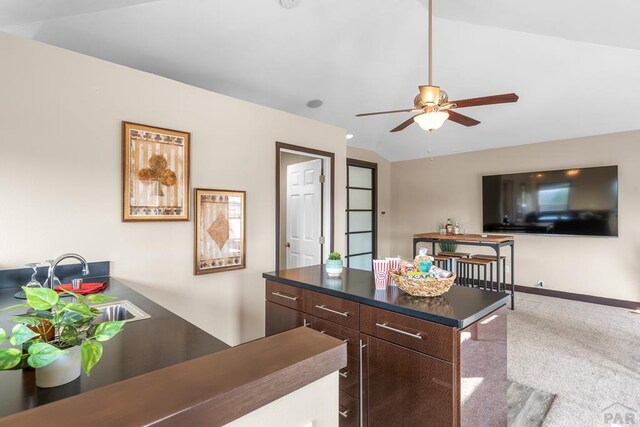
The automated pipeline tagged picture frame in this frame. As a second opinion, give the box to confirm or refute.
[122,121,190,221]
[194,188,246,275]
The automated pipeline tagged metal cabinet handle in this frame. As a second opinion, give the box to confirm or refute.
[339,408,349,418]
[271,291,298,301]
[315,304,349,317]
[339,370,349,378]
[375,322,422,339]
[359,339,366,427]
[319,330,349,343]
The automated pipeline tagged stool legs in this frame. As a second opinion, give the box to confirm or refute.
[456,263,491,289]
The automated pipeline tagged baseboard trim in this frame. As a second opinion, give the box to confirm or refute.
[514,285,639,310]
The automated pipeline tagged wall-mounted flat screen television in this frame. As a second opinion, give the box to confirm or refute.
[482,166,618,237]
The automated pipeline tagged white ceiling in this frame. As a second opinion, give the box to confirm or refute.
[2,0,639,161]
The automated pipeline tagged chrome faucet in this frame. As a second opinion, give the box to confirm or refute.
[45,253,90,289]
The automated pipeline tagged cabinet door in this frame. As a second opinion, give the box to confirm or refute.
[362,334,454,426]
[460,306,507,427]
[265,301,309,336]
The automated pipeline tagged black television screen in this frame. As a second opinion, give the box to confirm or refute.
[482,166,618,236]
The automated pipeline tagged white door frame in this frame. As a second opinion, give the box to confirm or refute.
[276,142,334,270]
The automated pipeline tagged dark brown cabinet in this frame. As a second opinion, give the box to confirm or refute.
[265,280,507,427]
[361,334,453,426]
[310,317,360,360]
[265,301,307,336]
[339,391,360,427]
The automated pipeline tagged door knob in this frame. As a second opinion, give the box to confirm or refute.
[285,242,291,248]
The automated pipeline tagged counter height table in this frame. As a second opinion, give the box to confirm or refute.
[413,232,515,309]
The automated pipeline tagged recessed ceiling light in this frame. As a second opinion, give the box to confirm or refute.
[306,99,323,108]
[346,134,354,140]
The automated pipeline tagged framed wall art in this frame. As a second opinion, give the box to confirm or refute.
[194,188,246,275]
[122,122,190,221]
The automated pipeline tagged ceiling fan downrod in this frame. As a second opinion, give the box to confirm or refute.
[428,0,433,86]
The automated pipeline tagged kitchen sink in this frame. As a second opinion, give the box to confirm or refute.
[91,300,150,324]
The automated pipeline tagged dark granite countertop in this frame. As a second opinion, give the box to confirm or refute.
[263,266,510,328]
[0,277,230,418]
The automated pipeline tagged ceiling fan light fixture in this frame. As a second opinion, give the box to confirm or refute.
[419,85,441,106]
[414,111,449,131]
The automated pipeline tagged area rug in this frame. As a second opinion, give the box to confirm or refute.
[508,380,556,427]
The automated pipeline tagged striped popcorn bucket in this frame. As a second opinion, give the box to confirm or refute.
[385,257,401,286]
[373,259,390,290]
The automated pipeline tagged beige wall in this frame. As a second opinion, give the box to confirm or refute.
[347,147,392,258]
[391,130,640,302]
[0,32,347,345]
[227,373,339,427]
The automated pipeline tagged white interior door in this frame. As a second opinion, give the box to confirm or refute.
[286,159,322,268]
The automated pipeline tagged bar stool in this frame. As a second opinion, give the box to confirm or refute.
[471,254,507,292]
[432,255,454,271]
[438,251,470,258]
[438,251,469,280]
[456,258,494,290]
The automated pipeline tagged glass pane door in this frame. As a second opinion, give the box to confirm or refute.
[346,159,377,270]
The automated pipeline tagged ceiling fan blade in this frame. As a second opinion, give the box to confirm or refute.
[450,93,519,109]
[447,110,481,127]
[356,108,414,117]
[390,114,422,132]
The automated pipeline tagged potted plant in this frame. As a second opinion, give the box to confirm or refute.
[437,220,459,253]
[0,287,125,388]
[326,252,344,277]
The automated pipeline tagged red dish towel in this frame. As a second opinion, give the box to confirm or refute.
[54,282,107,295]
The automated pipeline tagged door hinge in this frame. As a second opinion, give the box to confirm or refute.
[319,174,326,184]
[319,236,325,245]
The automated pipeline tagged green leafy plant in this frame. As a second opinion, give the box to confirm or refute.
[437,220,458,253]
[328,252,342,261]
[0,287,124,376]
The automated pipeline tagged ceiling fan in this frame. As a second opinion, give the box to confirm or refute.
[356,0,518,132]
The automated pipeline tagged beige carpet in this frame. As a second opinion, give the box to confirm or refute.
[507,292,640,426]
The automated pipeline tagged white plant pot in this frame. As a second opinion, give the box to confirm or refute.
[325,260,344,277]
[35,346,81,388]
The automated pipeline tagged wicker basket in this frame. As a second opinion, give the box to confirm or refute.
[389,270,456,297]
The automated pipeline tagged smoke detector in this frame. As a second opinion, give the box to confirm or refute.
[280,0,300,9]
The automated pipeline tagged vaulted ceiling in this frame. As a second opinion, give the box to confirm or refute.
[2,0,639,161]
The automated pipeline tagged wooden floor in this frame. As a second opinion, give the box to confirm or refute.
[508,380,556,427]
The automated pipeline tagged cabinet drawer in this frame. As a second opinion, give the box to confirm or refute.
[339,356,359,398]
[360,305,455,362]
[311,292,359,329]
[310,317,359,360]
[265,281,311,313]
[339,391,359,427]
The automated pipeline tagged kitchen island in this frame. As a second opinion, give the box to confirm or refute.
[263,265,510,427]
